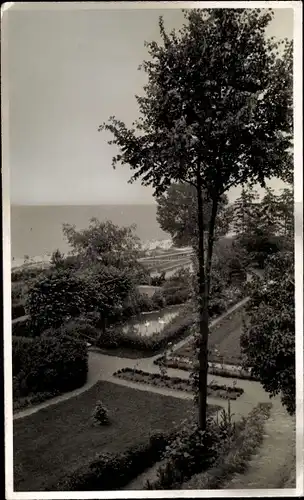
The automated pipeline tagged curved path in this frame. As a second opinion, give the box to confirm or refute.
[14,296,268,422]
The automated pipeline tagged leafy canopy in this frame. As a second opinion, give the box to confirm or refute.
[241,250,295,414]
[63,218,141,269]
[100,8,292,197]
[232,186,294,267]
[26,266,133,334]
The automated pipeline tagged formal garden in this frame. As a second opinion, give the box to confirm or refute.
[12,8,295,493]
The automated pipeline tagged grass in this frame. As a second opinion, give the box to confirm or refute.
[173,306,247,367]
[13,381,194,492]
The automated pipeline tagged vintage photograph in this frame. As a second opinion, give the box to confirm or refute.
[2,1,302,497]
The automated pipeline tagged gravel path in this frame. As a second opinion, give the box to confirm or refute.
[224,401,296,489]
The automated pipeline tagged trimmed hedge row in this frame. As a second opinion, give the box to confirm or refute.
[182,402,272,490]
[13,335,88,400]
[53,431,174,491]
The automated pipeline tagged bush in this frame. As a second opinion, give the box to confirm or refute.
[42,319,101,344]
[12,335,88,399]
[145,407,238,490]
[182,402,272,490]
[54,431,174,491]
[163,287,191,306]
[11,266,46,283]
[11,302,26,320]
[12,318,33,338]
[92,401,110,426]
[26,269,88,334]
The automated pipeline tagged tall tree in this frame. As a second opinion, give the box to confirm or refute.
[156,182,231,247]
[241,250,295,414]
[233,186,293,267]
[100,9,292,429]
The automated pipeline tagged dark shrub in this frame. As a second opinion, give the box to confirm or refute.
[55,431,173,491]
[151,289,166,309]
[12,318,33,338]
[11,302,26,320]
[163,287,191,306]
[42,320,101,343]
[11,266,45,283]
[12,335,88,399]
[92,401,110,426]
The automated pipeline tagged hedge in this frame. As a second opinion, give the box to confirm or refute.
[53,431,174,491]
[12,335,88,400]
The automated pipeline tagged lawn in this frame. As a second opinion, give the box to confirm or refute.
[14,381,196,491]
[174,306,247,366]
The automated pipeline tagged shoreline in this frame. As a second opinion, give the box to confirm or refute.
[11,238,174,270]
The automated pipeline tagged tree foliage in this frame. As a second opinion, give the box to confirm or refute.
[26,266,133,335]
[63,218,140,269]
[232,186,293,267]
[241,250,295,414]
[156,183,231,247]
[100,8,293,429]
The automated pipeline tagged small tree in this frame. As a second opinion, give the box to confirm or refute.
[62,218,141,271]
[50,249,66,269]
[92,401,110,425]
[100,9,292,429]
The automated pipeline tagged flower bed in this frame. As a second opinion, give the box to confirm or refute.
[154,355,258,381]
[113,368,244,400]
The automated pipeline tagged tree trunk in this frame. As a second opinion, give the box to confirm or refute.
[206,197,218,296]
[196,175,209,430]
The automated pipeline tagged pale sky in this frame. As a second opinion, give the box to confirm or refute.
[5,4,294,205]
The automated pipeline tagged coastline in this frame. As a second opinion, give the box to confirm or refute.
[11,238,174,270]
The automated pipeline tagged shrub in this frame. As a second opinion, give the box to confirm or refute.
[42,319,101,344]
[92,401,110,426]
[12,318,33,338]
[54,431,174,491]
[11,266,46,283]
[182,402,272,490]
[26,269,88,334]
[151,289,166,309]
[145,407,238,490]
[12,335,88,399]
[11,302,26,320]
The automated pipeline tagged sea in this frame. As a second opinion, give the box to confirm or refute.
[10,205,170,265]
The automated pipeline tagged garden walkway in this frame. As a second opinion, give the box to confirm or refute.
[14,296,268,423]
[224,401,296,490]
